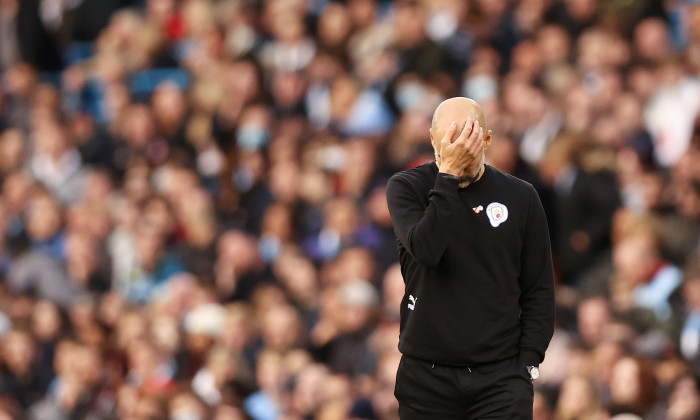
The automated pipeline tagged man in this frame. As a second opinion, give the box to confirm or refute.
[386,97,555,419]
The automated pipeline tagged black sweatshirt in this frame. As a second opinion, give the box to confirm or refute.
[386,162,555,367]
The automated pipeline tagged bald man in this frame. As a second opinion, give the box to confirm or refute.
[386,97,554,419]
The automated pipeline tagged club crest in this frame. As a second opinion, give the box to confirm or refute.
[486,202,508,227]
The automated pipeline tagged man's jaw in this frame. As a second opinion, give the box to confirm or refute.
[457,164,482,186]
[434,151,485,186]
[457,152,485,187]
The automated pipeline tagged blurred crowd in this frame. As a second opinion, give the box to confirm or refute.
[0,0,698,419]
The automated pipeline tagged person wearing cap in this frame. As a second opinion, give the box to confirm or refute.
[386,97,555,419]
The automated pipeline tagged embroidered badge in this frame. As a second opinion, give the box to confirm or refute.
[486,202,508,227]
[472,205,483,214]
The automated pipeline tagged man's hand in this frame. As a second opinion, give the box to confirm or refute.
[438,119,484,177]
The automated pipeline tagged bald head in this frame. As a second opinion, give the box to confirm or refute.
[431,97,488,143]
[429,97,492,173]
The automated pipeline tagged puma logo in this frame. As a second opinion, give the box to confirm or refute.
[408,295,417,310]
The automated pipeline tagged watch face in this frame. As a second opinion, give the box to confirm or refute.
[529,367,540,380]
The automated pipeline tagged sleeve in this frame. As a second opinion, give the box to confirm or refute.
[518,186,556,366]
[385,172,460,268]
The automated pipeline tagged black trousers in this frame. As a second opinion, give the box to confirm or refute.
[394,355,534,419]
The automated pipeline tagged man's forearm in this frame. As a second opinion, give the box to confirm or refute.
[386,172,461,268]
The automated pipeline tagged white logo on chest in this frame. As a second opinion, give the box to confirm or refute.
[486,202,509,227]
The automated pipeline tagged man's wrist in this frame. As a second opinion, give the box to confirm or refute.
[518,349,542,367]
[439,166,461,177]
[439,172,460,181]
[526,365,540,381]
[434,171,461,192]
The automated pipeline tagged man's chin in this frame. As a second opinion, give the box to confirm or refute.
[458,167,480,184]
[458,174,472,184]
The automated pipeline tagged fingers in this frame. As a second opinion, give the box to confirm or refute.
[466,120,480,145]
[442,119,484,160]
[468,126,484,155]
[454,118,473,144]
[440,121,457,146]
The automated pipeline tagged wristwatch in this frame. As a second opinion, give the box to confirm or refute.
[526,365,540,381]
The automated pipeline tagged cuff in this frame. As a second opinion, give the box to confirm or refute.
[435,172,460,190]
[518,349,542,367]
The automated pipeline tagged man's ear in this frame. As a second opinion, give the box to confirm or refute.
[429,127,437,150]
[484,130,493,151]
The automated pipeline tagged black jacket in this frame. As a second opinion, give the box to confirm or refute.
[386,162,555,366]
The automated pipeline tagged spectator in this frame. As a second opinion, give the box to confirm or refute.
[607,356,659,417]
[554,375,604,420]
[611,227,682,321]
